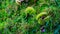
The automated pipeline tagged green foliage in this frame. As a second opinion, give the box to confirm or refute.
[0,0,60,34]
[0,22,8,30]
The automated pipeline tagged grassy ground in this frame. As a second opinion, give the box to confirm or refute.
[0,0,60,34]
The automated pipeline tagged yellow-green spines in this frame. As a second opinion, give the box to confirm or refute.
[38,18,45,25]
[44,16,50,21]
[36,12,50,25]
[36,12,48,20]
[25,7,36,15]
